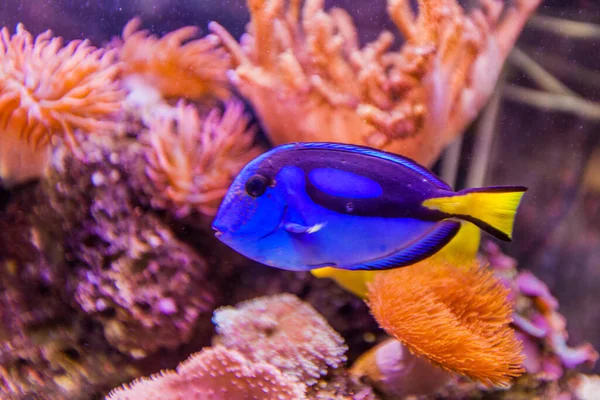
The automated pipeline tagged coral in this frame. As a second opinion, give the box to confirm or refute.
[484,242,599,380]
[367,259,524,388]
[40,132,215,357]
[107,295,378,400]
[0,23,123,185]
[143,99,261,217]
[120,17,231,102]
[210,0,541,166]
[106,346,307,400]
[212,293,348,385]
[0,188,138,400]
[351,338,453,399]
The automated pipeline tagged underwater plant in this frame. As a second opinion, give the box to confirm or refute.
[143,99,261,217]
[210,0,541,166]
[0,23,123,186]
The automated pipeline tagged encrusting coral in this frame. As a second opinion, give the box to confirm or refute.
[0,23,123,186]
[106,294,378,400]
[40,133,216,358]
[210,0,541,166]
[143,99,261,217]
[367,258,525,388]
[0,189,139,400]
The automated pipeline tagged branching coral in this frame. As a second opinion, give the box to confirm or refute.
[120,17,231,102]
[106,346,307,400]
[210,0,541,166]
[143,99,261,217]
[367,259,524,388]
[212,293,348,386]
[0,23,123,185]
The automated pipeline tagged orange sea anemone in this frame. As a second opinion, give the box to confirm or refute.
[120,18,231,102]
[0,24,123,185]
[144,99,261,217]
[367,259,524,388]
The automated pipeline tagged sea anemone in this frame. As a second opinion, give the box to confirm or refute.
[367,259,525,387]
[0,23,123,185]
[120,17,231,103]
[210,0,541,166]
[144,99,261,217]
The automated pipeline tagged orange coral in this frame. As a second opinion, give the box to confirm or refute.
[367,259,524,387]
[144,99,261,217]
[106,346,307,400]
[210,0,541,166]
[120,18,231,102]
[0,24,123,185]
[213,293,348,385]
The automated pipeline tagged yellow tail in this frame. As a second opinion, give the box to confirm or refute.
[422,186,527,241]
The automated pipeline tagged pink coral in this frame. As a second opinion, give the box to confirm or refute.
[144,99,261,217]
[210,0,541,166]
[213,293,348,385]
[106,346,307,400]
[484,242,599,380]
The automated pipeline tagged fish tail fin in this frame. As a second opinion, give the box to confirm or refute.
[422,186,528,241]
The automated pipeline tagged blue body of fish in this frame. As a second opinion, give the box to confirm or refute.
[212,142,527,271]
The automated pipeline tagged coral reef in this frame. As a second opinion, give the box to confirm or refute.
[107,294,378,400]
[143,99,261,217]
[0,23,123,186]
[367,258,524,387]
[40,133,216,357]
[210,0,541,166]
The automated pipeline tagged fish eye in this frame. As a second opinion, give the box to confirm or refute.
[245,174,268,197]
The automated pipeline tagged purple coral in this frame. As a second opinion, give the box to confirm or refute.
[41,133,215,357]
[484,241,599,380]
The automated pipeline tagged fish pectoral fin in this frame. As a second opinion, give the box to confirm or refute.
[284,222,327,234]
[349,220,461,271]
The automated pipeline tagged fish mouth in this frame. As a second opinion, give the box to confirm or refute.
[258,204,288,240]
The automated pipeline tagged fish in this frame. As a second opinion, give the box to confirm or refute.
[212,142,527,272]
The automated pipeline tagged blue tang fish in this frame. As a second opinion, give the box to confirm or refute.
[212,142,527,271]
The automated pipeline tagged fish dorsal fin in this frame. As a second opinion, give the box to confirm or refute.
[349,220,461,271]
[288,142,452,191]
